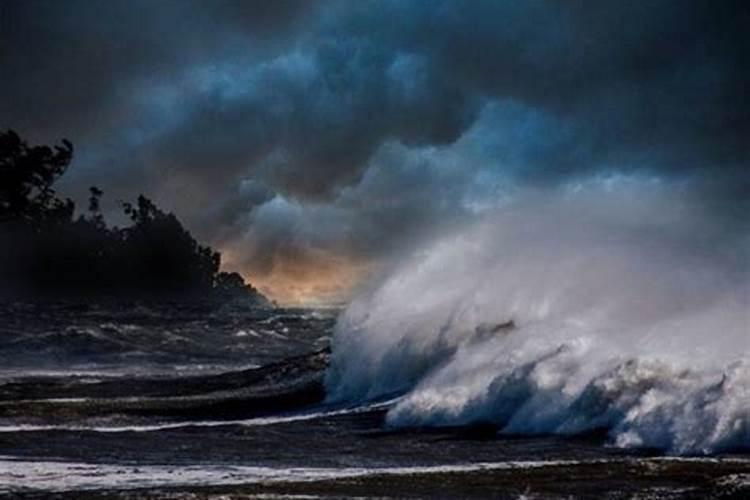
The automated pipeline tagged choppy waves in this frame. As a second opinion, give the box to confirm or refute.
[0,398,395,433]
[326,182,750,454]
[3,455,747,493]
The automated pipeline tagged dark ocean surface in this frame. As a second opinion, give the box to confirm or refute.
[0,302,747,499]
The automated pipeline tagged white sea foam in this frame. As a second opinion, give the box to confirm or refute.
[0,399,397,434]
[326,180,750,454]
[1,455,745,492]
[0,362,262,379]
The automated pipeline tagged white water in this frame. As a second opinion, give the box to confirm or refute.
[2,455,745,492]
[326,180,750,454]
[0,399,398,433]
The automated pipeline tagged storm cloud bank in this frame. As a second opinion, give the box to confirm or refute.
[1,0,748,302]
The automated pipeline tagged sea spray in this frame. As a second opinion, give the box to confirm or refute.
[326,180,749,454]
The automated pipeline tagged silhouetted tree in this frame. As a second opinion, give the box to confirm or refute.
[0,130,74,224]
[215,271,260,298]
[118,195,220,294]
[87,186,105,229]
[0,129,264,303]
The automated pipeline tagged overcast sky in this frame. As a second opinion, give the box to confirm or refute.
[1,0,748,304]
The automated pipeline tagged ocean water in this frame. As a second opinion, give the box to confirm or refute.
[327,185,749,457]
[1,183,749,498]
[0,300,747,499]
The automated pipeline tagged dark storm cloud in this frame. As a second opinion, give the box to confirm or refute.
[391,0,750,182]
[0,0,312,135]
[1,0,747,300]
[149,41,477,200]
[0,0,319,208]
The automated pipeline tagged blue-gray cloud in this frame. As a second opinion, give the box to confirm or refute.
[1,0,747,299]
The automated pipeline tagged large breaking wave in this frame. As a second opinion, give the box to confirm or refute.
[326,180,749,455]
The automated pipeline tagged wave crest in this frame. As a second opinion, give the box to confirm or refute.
[326,182,749,454]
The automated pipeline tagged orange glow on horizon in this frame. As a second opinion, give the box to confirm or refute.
[220,247,373,307]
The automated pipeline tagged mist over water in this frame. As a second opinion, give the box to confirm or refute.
[326,179,749,454]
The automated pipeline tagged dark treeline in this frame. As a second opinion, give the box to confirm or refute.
[0,129,266,303]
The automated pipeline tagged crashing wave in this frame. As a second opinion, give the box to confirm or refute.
[326,181,750,454]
